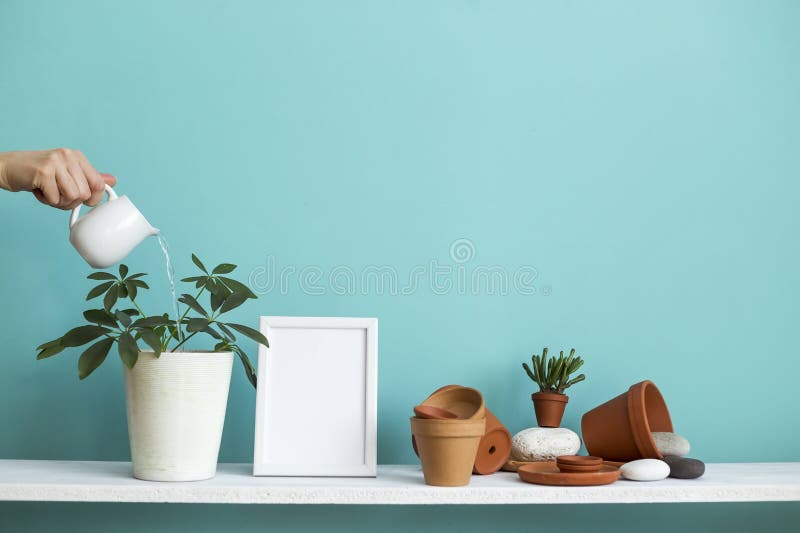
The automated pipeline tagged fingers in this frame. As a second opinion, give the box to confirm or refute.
[101,173,117,187]
[55,167,83,210]
[75,151,105,206]
[36,173,61,207]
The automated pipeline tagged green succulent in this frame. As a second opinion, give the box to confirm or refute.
[522,347,586,394]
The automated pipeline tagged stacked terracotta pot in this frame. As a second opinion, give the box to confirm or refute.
[410,385,511,486]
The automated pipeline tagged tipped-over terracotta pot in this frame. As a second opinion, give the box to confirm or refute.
[581,380,673,462]
[532,391,568,428]
[422,385,485,419]
[410,417,485,486]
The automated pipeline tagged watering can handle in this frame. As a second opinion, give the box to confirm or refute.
[69,185,118,229]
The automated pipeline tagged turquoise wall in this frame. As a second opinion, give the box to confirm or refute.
[1,0,798,530]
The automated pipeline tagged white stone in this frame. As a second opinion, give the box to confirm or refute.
[652,432,691,457]
[510,427,581,462]
[621,459,670,481]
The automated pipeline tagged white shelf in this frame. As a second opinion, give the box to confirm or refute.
[0,460,798,505]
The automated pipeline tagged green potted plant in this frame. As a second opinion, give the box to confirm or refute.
[36,255,268,481]
[522,348,586,428]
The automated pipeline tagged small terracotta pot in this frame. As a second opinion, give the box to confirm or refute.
[422,386,485,419]
[472,409,512,475]
[410,417,485,486]
[556,455,603,467]
[532,392,568,428]
[411,385,511,475]
[413,405,458,419]
[581,380,674,462]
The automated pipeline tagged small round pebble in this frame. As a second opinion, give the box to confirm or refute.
[652,432,691,457]
[620,459,670,481]
[663,456,705,479]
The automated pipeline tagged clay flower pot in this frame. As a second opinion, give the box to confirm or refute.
[410,417,485,486]
[532,391,568,428]
[473,409,512,475]
[422,385,485,419]
[411,385,511,475]
[581,380,674,462]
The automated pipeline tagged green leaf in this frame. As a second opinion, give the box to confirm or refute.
[117,283,128,299]
[202,325,223,339]
[118,332,139,369]
[217,322,236,341]
[86,281,115,300]
[187,318,210,332]
[88,272,117,281]
[191,253,208,274]
[219,291,249,314]
[181,276,204,283]
[217,277,256,298]
[138,328,162,355]
[36,338,65,359]
[225,323,268,346]
[115,310,133,328]
[103,286,119,311]
[121,308,140,317]
[78,337,115,379]
[212,263,237,275]
[119,264,129,278]
[132,316,173,328]
[83,309,117,328]
[128,279,149,289]
[178,294,208,317]
[210,281,232,312]
[126,273,147,280]
[62,325,110,347]
[232,345,257,388]
[124,281,137,301]
[36,338,62,351]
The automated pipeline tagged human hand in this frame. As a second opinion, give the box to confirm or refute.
[0,148,117,209]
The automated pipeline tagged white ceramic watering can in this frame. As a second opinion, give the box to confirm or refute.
[69,185,158,268]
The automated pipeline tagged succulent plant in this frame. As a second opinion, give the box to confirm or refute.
[522,347,586,394]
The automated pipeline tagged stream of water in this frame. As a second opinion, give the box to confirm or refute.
[156,234,183,344]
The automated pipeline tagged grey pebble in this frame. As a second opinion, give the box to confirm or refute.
[663,456,705,479]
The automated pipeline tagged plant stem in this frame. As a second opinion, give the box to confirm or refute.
[164,286,206,349]
[170,331,197,352]
[130,298,146,318]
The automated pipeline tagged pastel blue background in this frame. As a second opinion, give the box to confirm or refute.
[1,0,798,531]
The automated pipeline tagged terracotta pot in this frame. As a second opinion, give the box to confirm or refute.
[410,417,485,486]
[472,409,512,475]
[422,385,485,419]
[413,405,458,419]
[581,380,674,462]
[532,392,568,427]
[411,385,511,475]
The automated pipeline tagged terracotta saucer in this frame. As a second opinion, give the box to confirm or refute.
[556,455,603,467]
[517,462,621,486]
[413,405,459,419]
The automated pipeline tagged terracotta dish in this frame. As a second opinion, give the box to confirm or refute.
[581,380,674,462]
[556,455,603,467]
[517,462,621,486]
[413,405,458,419]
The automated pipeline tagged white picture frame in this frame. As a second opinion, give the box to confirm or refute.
[253,316,378,477]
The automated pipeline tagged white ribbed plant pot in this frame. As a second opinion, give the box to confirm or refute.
[124,351,233,482]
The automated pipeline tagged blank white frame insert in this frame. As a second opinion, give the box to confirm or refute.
[253,316,378,477]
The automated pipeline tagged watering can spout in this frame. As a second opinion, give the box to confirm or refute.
[149,225,160,236]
